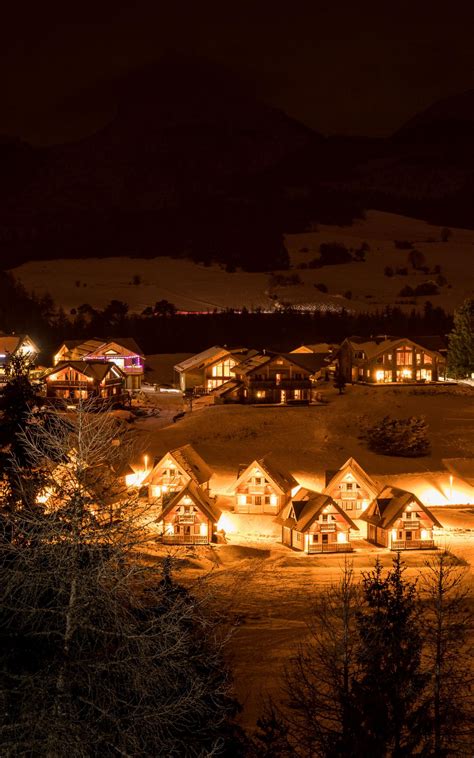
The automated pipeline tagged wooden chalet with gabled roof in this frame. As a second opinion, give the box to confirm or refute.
[360,486,442,550]
[0,333,39,380]
[173,345,253,393]
[323,457,379,516]
[337,335,447,384]
[142,444,213,502]
[158,482,221,545]
[44,360,126,406]
[231,351,327,404]
[279,490,358,553]
[233,457,298,515]
[53,338,145,390]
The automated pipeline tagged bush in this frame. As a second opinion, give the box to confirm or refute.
[319,242,353,265]
[314,282,328,293]
[399,285,415,297]
[344,290,353,300]
[366,415,430,457]
[408,249,426,270]
[414,282,439,296]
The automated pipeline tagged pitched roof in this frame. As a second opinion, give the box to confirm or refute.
[57,337,144,357]
[280,490,359,532]
[174,346,247,372]
[46,360,125,381]
[343,336,446,361]
[160,482,221,523]
[235,457,298,494]
[143,444,213,487]
[0,334,38,356]
[291,343,339,354]
[324,457,379,497]
[360,485,442,529]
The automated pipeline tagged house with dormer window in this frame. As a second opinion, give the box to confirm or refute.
[158,483,221,545]
[280,490,358,553]
[233,457,298,514]
[142,445,213,504]
[360,486,441,550]
[323,457,379,515]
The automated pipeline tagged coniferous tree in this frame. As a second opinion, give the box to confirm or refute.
[354,555,430,757]
[447,298,474,379]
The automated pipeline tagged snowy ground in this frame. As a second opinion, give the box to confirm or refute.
[126,381,474,728]
[10,211,474,313]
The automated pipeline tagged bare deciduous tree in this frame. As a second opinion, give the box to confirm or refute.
[0,401,244,756]
[421,551,474,757]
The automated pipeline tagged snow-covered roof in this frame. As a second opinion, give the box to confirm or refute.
[280,490,359,532]
[160,482,221,523]
[361,486,442,529]
[143,444,213,487]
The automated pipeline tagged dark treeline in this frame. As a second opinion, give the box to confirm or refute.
[1,271,453,360]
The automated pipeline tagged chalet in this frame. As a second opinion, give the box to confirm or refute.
[53,338,145,390]
[324,457,379,516]
[44,361,126,406]
[360,486,442,550]
[233,457,298,514]
[173,346,253,393]
[280,490,358,553]
[337,336,447,384]
[231,352,327,404]
[158,483,221,545]
[0,333,39,380]
[142,444,213,502]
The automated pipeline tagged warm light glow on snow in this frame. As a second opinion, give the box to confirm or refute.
[217,512,238,534]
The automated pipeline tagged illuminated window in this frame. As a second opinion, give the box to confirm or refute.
[396,347,413,365]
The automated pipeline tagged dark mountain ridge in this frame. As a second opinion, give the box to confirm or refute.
[1,58,474,272]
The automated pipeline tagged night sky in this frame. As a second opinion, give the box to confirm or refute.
[2,1,474,144]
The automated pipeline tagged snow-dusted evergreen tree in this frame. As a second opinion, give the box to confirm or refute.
[0,402,245,756]
[447,298,474,379]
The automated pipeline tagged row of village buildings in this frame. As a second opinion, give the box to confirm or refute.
[121,445,444,553]
[0,332,450,406]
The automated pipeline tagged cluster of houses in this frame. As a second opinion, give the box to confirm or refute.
[174,336,448,403]
[0,332,449,408]
[136,445,442,553]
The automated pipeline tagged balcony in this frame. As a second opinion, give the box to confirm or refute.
[391,539,435,551]
[319,522,337,532]
[308,543,353,554]
[161,535,208,545]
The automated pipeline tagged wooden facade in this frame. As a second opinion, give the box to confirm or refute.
[0,333,39,380]
[45,361,126,407]
[142,445,212,503]
[231,352,326,404]
[233,457,297,515]
[361,486,441,550]
[158,483,221,545]
[174,346,251,393]
[324,457,379,516]
[280,491,358,553]
[54,338,145,390]
[337,337,447,384]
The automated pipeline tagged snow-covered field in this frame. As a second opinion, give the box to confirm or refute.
[10,211,474,313]
[128,381,474,728]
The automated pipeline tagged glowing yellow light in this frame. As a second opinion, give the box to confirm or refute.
[391,528,397,540]
[270,494,278,506]
[200,522,208,537]
[375,370,384,382]
[217,512,238,534]
[421,529,430,540]
[238,494,246,505]
[165,522,174,536]
[337,531,347,543]
[402,369,412,379]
